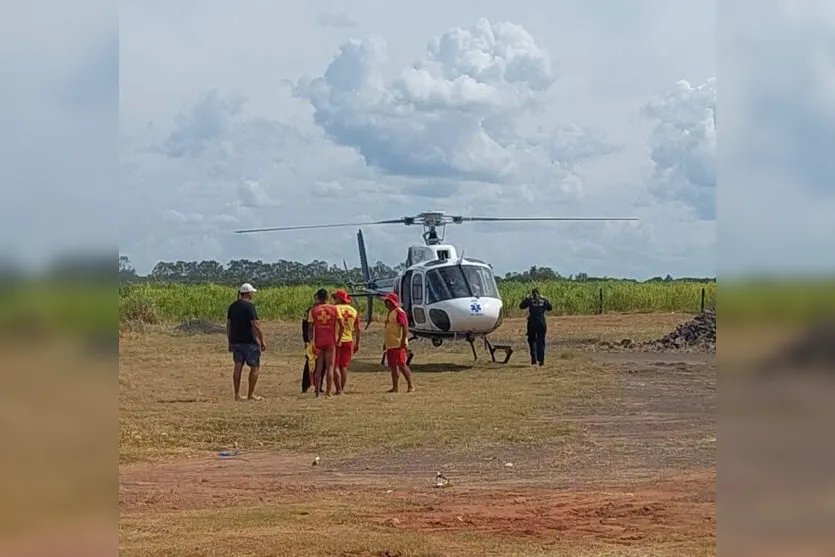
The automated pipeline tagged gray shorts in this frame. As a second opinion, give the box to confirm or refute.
[231,343,261,367]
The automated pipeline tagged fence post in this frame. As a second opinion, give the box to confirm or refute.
[598,287,603,315]
[700,287,705,313]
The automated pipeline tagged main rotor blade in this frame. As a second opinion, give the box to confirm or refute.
[234,219,405,234]
[454,216,638,222]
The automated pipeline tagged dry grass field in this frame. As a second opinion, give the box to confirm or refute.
[119,314,716,557]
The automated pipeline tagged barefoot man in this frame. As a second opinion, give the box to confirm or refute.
[227,282,266,401]
[307,288,344,398]
[381,293,414,393]
[333,289,360,394]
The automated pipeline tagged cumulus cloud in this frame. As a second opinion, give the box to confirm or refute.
[162,89,246,158]
[642,77,716,220]
[292,17,618,184]
[117,9,717,279]
[237,179,275,207]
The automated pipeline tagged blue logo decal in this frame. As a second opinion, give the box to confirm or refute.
[469,301,482,314]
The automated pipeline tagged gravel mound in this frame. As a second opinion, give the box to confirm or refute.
[642,308,716,352]
[596,309,716,353]
[174,319,226,335]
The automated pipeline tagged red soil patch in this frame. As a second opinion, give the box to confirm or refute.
[374,470,714,545]
[121,450,714,546]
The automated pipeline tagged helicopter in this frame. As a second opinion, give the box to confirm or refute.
[235,211,637,364]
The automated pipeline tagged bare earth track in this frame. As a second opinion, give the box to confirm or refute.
[119,314,715,556]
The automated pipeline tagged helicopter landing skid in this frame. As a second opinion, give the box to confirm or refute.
[462,334,513,363]
[379,336,511,366]
[472,336,513,364]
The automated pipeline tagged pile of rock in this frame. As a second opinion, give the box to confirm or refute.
[594,308,716,353]
[642,308,716,352]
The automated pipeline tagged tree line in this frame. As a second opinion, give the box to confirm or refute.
[119,256,715,286]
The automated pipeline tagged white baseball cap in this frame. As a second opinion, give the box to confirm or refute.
[239,282,257,293]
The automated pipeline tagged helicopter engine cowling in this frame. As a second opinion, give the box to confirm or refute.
[426,297,503,335]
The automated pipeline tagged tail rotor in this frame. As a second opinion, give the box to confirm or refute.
[357,230,375,329]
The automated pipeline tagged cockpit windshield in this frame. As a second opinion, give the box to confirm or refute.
[426,264,500,303]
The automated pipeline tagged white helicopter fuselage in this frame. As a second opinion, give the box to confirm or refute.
[388,243,504,341]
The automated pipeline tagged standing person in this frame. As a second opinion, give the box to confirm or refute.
[332,289,361,394]
[226,283,267,401]
[519,287,553,366]
[380,293,414,393]
[307,288,344,398]
[301,300,314,393]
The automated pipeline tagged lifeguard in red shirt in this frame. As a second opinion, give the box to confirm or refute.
[381,293,414,393]
[307,288,344,397]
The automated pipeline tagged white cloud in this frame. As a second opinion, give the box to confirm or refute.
[292,17,619,185]
[642,77,716,220]
[237,180,275,208]
[115,6,719,280]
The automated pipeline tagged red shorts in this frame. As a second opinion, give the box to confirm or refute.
[386,347,407,369]
[336,342,353,368]
[314,341,336,352]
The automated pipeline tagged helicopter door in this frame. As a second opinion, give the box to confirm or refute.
[400,270,414,325]
[411,272,426,325]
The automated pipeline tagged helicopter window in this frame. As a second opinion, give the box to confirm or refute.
[426,267,470,303]
[425,265,500,302]
[463,265,499,298]
[411,273,424,305]
[400,271,412,308]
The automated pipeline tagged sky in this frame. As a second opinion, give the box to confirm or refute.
[2,0,833,280]
[115,0,719,280]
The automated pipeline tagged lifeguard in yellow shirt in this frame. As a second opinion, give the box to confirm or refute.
[381,292,414,393]
[332,289,360,394]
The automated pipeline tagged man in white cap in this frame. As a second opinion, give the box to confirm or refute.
[226,282,267,401]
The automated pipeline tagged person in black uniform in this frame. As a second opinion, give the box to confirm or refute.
[301,302,314,393]
[519,287,553,366]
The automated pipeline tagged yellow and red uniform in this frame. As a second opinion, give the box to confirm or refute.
[306,342,319,387]
[384,305,409,369]
[336,303,360,368]
[308,303,342,350]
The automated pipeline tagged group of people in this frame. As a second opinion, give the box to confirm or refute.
[225,282,415,401]
[225,281,552,400]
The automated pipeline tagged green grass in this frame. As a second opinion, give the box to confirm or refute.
[0,280,114,334]
[719,277,835,324]
[120,280,717,323]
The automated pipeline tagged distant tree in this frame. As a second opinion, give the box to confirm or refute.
[119,255,138,283]
[127,256,715,287]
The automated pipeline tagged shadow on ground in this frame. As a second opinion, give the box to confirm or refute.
[349,360,475,373]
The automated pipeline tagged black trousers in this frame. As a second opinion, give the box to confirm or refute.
[526,321,546,365]
[302,357,311,392]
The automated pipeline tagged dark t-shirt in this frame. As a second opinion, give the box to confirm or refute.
[227,299,259,344]
[519,296,553,327]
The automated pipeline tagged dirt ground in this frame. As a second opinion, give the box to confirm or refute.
[119,314,715,556]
